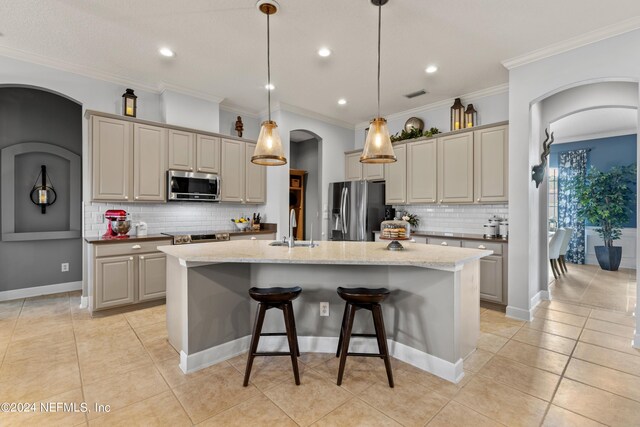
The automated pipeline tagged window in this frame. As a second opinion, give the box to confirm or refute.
[548,167,559,229]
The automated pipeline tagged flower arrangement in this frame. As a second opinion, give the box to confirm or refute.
[400,211,419,228]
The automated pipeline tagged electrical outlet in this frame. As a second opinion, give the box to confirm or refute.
[61,263,69,272]
[319,302,329,317]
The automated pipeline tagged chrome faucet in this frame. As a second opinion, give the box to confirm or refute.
[288,208,297,248]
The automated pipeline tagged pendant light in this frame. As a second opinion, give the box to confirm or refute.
[252,0,287,166]
[360,0,396,164]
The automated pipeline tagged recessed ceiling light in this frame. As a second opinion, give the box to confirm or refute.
[318,47,332,57]
[159,47,175,57]
[265,83,275,90]
[338,99,347,105]
[425,65,438,74]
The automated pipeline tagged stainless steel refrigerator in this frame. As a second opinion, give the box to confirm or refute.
[328,181,387,241]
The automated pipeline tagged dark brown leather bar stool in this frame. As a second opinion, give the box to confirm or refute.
[243,286,302,386]
[335,287,394,387]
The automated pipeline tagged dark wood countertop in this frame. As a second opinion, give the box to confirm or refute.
[375,230,508,243]
[84,234,172,244]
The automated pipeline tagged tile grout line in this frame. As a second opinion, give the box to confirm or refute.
[0,298,25,370]
[69,293,90,426]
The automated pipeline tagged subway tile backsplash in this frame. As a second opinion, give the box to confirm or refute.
[83,202,266,237]
[393,203,508,235]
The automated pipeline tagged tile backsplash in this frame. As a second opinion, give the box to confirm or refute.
[393,203,508,235]
[84,202,266,237]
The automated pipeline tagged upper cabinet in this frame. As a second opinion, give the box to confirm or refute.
[91,116,133,201]
[474,125,508,203]
[384,144,407,205]
[344,151,385,181]
[407,139,437,204]
[133,123,167,202]
[220,139,265,204]
[196,134,221,174]
[168,129,195,171]
[245,142,266,204]
[363,163,385,181]
[438,133,474,204]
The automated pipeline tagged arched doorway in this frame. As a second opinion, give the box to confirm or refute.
[289,129,322,241]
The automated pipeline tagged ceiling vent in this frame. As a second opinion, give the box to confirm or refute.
[404,89,427,99]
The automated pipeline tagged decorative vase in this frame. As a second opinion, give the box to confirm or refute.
[594,246,622,271]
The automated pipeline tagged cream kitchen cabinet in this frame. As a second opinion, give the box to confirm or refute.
[384,144,407,204]
[91,115,133,201]
[474,125,509,203]
[168,129,195,171]
[407,139,437,204]
[138,252,167,301]
[221,139,266,204]
[133,123,167,202]
[94,255,135,309]
[345,152,363,181]
[438,133,474,203]
[364,163,385,181]
[478,255,504,303]
[196,134,221,174]
[229,232,276,241]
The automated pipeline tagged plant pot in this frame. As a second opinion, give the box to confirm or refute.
[594,246,622,271]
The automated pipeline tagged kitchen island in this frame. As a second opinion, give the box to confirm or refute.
[159,240,492,383]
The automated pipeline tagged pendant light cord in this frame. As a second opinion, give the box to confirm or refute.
[267,11,272,122]
[377,1,381,119]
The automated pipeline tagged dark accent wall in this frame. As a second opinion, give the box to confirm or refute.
[550,134,637,228]
[0,87,82,292]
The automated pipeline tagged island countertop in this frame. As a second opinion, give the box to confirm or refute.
[158,240,492,271]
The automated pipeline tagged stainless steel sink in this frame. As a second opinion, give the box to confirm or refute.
[269,241,319,248]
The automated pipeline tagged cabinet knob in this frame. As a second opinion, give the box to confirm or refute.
[441,242,448,246]
[439,199,443,203]
[140,256,145,260]
[129,257,134,260]
[477,198,480,202]
[125,196,129,200]
[135,196,139,200]
[132,245,141,249]
[478,245,486,249]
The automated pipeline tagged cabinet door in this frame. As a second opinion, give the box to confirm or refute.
[345,152,363,181]
[139,253,167,301]
[133,124,167,201]
[196,134,221,174]
[479,255,504,303]
[95,255,135,309]
[407,139,437,203]
[363,163,385,181]
[384,144,407,205]
[474,125,508,203]
[438,133,474,203]
[220,138,245,202]
[92,116,132,201]
[168,129,195,171]
[245,142,266,204]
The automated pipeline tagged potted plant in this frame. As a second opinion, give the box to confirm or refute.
[573,164,636,271]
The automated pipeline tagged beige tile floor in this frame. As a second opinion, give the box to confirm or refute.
[0,264,637,426]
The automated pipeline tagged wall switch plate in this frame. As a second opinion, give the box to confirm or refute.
[319,302,329,317]
[61,263,69,272]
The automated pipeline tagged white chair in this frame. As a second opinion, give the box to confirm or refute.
[549,228,566,280]
[558,227,574,273]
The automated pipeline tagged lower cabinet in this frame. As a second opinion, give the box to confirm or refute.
[229,233,276,241]
[479,256,504,303]
[90,239,171,312]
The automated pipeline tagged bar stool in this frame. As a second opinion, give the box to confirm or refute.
[335,287,394,388]
[243,286,302,387]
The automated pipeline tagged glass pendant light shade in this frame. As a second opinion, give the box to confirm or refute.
[252,120,286,165]
[360,117,396,163]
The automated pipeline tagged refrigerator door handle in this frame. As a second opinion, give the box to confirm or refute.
[339,187,346,235]
[341,187,349,234]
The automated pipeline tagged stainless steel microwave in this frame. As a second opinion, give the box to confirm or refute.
[167,170,221,202]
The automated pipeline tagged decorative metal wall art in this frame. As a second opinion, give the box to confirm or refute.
[531,128,555,188]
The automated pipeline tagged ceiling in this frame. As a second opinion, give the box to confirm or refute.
[550,108,637,143]
[1,0,640,125]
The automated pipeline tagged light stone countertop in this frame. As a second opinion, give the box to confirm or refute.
[158,240,493,271]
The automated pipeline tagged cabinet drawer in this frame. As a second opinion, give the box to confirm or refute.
[94,239,172,258]
[427,238,462,247]
[409,236,427,244]
[462,240,503,255]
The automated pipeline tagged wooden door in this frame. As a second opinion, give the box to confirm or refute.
[344,152,363,181]
[138,253,167,301]
[196,134,221,174]
[474,125,509,203]
[407,139,437,204]
[91,116,132,201]
[220,138,245,202]
[95,255,135,309]
[384,144,407,205]
[133,123,167,201]
[479,255,504,303]
[168,129,195,171]
[245,142,266,204]
[437,133,474,203]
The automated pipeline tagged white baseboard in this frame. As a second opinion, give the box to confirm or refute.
[506,305,533,322]
[633,334,640,350]
[530,290,549,311]
[181,334,464,383]
[79,296,88,309]
[0,281,82,302]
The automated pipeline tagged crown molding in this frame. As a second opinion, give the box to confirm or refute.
[0,44,159,92]
[219,104,261,119]
[502,17,640,70]
[553,128,637,145]
[262,101,356,130]
[355,83,510,129]
[158,82,224,104]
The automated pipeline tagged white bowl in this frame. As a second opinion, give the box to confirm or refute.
[234,222,250,231]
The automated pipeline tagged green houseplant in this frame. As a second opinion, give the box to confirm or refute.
[573,164,636,271]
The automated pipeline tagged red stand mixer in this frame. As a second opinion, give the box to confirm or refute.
[103,209,132,238]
